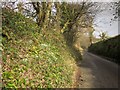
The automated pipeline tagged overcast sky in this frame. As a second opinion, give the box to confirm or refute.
[92,2,119,38]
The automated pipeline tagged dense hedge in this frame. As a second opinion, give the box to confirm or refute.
[88,35,120,64]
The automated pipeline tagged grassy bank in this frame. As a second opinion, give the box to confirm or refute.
[2,8,78,88]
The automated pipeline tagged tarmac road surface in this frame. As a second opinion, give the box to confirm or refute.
[79,52,119,88]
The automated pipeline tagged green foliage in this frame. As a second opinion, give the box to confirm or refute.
[2,8,76,88]
[2,8,40,36]
[60,3,83,30]
[88,35,120,64]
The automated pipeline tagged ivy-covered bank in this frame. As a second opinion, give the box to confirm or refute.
[2,8,78,88]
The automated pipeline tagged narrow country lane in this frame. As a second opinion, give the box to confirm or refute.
[79,52,119,88]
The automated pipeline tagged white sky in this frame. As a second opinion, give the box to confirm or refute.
[93,2,119,38]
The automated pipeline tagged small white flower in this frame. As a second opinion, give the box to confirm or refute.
[23,58,28,62]
[41,44,48,47]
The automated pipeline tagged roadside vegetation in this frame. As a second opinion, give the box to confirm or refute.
[88,35,120,64]
[2,8,77,88]
[1,1,119,88]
